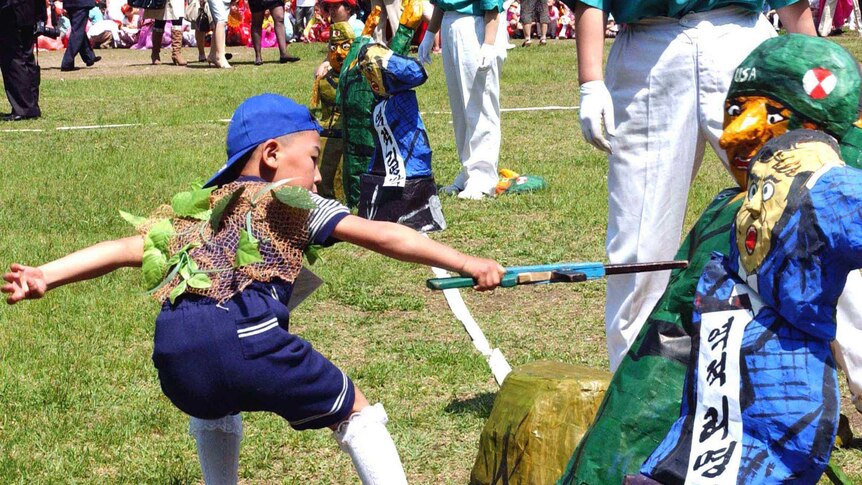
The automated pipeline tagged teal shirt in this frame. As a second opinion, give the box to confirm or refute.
[580,0,799,23]
[430,0,503,16]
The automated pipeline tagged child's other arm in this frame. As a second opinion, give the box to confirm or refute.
[330,216,505,290]
[3,236,144,304]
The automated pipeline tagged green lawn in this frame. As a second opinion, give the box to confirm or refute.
[1,37,861,483]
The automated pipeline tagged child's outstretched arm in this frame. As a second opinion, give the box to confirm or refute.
[3,236,144,304]
[331,216,505,290]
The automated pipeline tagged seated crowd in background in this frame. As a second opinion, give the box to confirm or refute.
[34,0,372,51]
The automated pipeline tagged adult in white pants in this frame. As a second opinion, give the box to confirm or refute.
[420,0,508,200]
[573,0,815,371]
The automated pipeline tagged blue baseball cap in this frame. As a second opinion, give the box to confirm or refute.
[205,93,322,188]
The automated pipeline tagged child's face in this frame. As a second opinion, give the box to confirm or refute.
[272,130,322,192]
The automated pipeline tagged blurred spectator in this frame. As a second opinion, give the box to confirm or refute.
[0,0,45,120]
[546,0,557,36]
[556,0,573,38]
[519,0,548,45]
[142,0,187,65]
[61,0,100,70]
[117,3,139,46]
[506,0,521,37]
[248,0,298,64]
[293,0,313,40]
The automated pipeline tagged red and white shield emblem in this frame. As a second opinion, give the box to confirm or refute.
[803,68,837,100]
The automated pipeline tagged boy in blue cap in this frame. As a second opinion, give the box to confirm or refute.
[2,93,504,484]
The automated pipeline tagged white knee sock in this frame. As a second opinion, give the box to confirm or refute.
[189,414,243,485]
[333,403,408,485]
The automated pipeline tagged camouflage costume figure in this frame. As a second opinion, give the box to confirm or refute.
[311,22,355,199]
[355,43,446,232]
[337,0,421,208]
[560,35,862,485]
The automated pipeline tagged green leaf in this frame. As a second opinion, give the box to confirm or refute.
[190,180,205,191]
[171,186,215,219]
[304,245,323,265]
[187,272,213,289]
[273,186,317,210]
[141,247,168,290]
[119,210,147,229]
[210,186,246,232]
[144,218,174,254]
[235,229,263,267]
[169,280,188,305]
[179,262,191,281]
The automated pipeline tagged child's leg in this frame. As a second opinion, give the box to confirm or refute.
[331,386,407,485]
[189,414,243,485]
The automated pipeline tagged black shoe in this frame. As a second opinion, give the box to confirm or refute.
[60,65,78,72]
[254,59,263,66]
[225,53,233,60]
[2,113,40,121]
[85,56,102,67]
[279,55,300,63]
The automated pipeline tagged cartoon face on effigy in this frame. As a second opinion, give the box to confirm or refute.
[327,22,355,73]
[735,137,838,275]
[354,43,445,232]
[720,34,862,187]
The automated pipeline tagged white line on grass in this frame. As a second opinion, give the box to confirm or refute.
[422,105,579,115]
[0,106,578,134]
[57,123,143,131]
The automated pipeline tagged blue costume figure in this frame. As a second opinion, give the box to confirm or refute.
[356,42,446,233]
[636,130,862,484]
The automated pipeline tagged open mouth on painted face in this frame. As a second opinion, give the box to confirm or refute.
[745,225,757,254]
[732,156,751,172]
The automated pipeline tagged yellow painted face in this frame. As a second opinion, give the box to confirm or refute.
[719,96,793,188]
[327,23,354,73]
[359,44,392,97]
[735,141,838,274]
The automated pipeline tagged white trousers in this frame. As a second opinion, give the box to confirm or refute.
[440,11,507,195]
[603,7,776,370]
[835,271,862,412]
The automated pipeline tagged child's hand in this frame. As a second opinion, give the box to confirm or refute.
[2,264,47,304]
[461,257,505,291]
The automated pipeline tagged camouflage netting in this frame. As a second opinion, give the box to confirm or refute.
[144,181,310,303]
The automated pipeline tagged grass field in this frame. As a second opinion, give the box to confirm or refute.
[1,36,862,483]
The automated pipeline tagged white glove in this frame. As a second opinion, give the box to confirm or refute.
[418,31,435,66]
[477,43,496,71]
[578,80,616,154]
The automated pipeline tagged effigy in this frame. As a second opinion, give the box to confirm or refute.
[337,0,422,208]
[355,42,445,232]
[559,34,862,485]
[310,21,355,199]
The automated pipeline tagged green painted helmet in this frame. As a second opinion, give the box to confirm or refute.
[727,34,861,140]
[329,21,355,45]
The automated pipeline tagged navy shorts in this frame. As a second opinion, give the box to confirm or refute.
[151,282,355,430]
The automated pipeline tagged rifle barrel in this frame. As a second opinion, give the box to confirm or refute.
[604,260,688,275]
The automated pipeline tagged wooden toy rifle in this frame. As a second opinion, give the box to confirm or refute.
[427,260,689,290]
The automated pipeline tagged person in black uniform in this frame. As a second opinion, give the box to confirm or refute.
[0,0,44,120]
[60,0,100,71]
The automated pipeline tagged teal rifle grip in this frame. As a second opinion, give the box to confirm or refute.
[426,273,519,290]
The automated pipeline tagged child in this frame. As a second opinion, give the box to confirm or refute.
[2,93,504,484]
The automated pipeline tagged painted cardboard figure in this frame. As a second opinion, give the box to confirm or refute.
[311,21,356,199]
[337,0,423,208]
[355,43,446,232]
[559,34,862,485]
[638,130,858,483]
